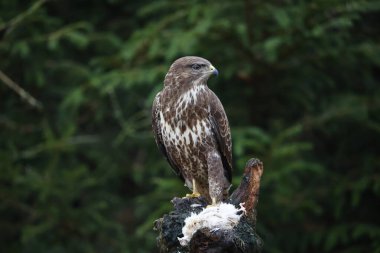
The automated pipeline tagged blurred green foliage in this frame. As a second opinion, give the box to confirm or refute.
[1,0,380,252]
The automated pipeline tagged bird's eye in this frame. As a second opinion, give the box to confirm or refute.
[192,64,201,70]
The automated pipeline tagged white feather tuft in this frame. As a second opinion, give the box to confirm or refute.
[178,202,245,246]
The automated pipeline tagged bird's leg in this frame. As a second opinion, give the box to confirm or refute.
[206,152,227,207]
[185,179,201,198]
[205,198,218,208]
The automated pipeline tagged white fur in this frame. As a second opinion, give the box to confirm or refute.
[178,203,246,246]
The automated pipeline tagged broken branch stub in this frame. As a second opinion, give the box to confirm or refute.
[229,158,263,224]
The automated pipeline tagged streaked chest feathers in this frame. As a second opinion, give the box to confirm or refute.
[160,85,212,149]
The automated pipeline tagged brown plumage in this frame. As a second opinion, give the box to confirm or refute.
[152,56,232,205]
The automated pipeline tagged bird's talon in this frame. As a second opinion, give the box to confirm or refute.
[185,192,201,198]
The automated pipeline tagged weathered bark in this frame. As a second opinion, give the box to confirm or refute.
[154,158,264,253]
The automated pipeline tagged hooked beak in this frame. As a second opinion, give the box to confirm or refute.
[209,65,219,76]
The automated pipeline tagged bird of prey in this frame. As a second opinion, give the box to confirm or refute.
[152,56,232,206]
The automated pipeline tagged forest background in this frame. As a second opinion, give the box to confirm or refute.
[1,0,379,252]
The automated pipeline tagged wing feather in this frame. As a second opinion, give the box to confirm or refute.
[152,92,184,181]
[208,91,233,183]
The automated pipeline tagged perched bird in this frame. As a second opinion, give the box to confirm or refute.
[152,56,232,206]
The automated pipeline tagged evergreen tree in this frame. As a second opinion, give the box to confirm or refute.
[1,0,379,252]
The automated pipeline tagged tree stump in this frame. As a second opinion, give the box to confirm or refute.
[154,158,264,253]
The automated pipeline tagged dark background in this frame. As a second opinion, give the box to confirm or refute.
[1,0,379,252]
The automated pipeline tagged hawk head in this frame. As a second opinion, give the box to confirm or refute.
[164,56,218,87]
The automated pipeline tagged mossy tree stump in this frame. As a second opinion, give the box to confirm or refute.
[154,158,264,253]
